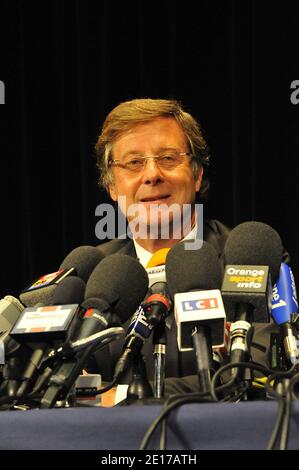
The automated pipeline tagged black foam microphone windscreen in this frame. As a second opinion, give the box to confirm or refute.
[20,246,105,308]
[84,254,149,322]
[223,221,283,283]
[50,276,86,306]
[59,245,105,283]
[165,240,223,299]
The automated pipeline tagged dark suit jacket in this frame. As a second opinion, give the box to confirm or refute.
[90,219,286,392]
[97,219,230,262]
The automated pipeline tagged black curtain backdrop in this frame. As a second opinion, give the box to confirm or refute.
[0,0,298,297]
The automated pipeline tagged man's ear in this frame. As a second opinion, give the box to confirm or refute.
[108,184,117,202]
[195,166,204,192]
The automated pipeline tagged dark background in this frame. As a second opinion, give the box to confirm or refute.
[0,0,298,297]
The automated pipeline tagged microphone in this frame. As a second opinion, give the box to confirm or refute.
[145,248,171,321]
[0,296,26,397]
[272,263,299,365]
[165,241,225,393]
[113,249,171,387]
[221,221,283,369]
[1,247,100,400]
[0,296,24,363]
[40,254,149,408]
[11,276,86,344]
[49,276,86,306]
[20,245,104,307]
[146,249,171,399]
[8,276,86,398]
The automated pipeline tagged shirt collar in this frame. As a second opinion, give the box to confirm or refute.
[133,223,198,268]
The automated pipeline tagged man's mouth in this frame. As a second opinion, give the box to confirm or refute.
[140,195,171,203]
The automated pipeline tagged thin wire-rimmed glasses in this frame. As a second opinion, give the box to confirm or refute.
[109,151,193,173]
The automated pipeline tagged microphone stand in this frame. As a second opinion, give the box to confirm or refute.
[153,320,167,399]
[192,325,213,393]
[2,356,23,398]
[229,303,254,397]
[126,354,153,401]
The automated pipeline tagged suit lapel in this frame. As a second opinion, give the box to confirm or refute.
[116,240,137,258]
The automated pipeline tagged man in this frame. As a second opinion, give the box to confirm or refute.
[92,98,283,397]
[95,98,230,260]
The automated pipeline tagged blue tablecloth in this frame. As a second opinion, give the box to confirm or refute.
[0,400,298,450]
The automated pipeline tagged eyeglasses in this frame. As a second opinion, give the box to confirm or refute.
[109,151,193,173]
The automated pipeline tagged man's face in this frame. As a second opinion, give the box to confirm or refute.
[108,117,203,237]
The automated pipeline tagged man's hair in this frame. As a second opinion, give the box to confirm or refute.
[94,98,210,199]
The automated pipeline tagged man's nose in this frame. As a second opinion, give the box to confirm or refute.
[140,158,164,184]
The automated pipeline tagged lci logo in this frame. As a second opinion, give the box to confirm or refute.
[182,298,219,311]
[0,81,4,104]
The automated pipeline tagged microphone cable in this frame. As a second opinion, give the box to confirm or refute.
[210,359,297,450]
[140,367,244,450]
[140,359,298,450]
[139,390,213,450]
[0,330,124,408]
[154,348,268,448]
[266,367,299,450]
[156,380,250,450]
[280,373,299,450]
[139,367,247,450]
